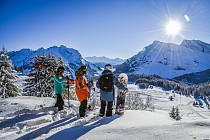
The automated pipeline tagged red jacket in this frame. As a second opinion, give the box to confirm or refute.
[75,75,89,102]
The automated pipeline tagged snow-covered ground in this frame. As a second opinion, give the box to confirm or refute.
[0,78,210,140]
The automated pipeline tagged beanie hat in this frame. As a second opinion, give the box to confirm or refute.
[57,66,65,74]
[104,64,113,70]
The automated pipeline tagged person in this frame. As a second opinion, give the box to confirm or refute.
[96,64,127,117]
[75,65,89,118]
[54,66,74,111]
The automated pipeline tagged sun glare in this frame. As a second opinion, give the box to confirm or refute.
[165,20,181,36]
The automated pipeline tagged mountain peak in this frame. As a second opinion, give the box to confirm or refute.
[115,39,210,78]
[60,45,67,49]
[151,40,177,46]
[152,40,160,44]
[180,39,210,53]
[8,46,101,76]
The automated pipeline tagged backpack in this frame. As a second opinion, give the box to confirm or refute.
[99,74,114,92]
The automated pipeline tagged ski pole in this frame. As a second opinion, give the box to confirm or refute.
[67,82,70,108]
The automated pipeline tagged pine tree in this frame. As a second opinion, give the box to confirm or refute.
[0,47,20,98]
[23,54,65,97]
[169,106,176,119]
[175,106,182,121]
[169,106,182,120]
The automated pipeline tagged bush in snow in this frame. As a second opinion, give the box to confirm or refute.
[169,106,182,121]
[0,47,20,98]
[125,93,155,111]
[169,106,176,119]
[175,107,182,120]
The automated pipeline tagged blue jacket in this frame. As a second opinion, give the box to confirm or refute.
[54,75,67,94]
[96,70,127,102]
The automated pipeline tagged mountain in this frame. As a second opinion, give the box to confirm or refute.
[115,40,210,79]
[85,56,125,67]
[181,39,210,54]
[173,68,210,84]
[8,45,101,78]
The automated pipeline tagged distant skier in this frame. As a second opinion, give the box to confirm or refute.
[96,64,127,117]
[54,66,74,111]
[75,65,89,118]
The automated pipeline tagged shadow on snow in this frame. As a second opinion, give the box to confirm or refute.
[0,106,54,129]
[46,115,120,140]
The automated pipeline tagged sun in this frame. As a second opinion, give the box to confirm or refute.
[165,20,181,36]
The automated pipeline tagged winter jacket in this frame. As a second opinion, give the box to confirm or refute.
[54,75,67,94]
[96,70,127,102]
[75,75,89,102]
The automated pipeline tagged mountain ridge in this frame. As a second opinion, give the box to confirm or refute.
[115,39,210,78]
[8,45,101,77]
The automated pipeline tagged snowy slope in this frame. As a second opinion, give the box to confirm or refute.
[8,45,101,76]
[0,76,210,140]
[115,40,210,78]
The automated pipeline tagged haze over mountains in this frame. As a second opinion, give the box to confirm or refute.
[85,56,125,68]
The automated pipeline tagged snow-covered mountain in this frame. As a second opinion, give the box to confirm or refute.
[8,45,101,77]
[85,56,125,67]
[115,40,210,78]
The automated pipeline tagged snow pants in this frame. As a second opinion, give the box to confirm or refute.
[100,100,113,117]
[116,94,126,110]
[55,94,64,111]
[79,100,87,117]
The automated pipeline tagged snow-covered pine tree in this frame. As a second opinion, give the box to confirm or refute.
[175,106,182,121]
[0,47,20,98]
[169,106,176,119]
[125,93,155,111]
[23,54,65,97]
[143,96,155,111]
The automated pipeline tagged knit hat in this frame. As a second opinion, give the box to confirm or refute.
[57,66,65,74]
[104,64,113,70]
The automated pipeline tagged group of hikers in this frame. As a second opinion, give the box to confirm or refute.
[53,64,128,118]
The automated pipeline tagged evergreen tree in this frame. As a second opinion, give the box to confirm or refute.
[175,107,182,121]
[0,47,20,98]
[169,106,182,121]
[169,106,176,119]
[23,54,65,97]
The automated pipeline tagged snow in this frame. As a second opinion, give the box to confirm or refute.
[8,45,101,75]
[0,76,210,140]
[117,40,210,78]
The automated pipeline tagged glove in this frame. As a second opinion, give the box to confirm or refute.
[124,88,128,94]
[87,81,94,89]
[66,76,75,84]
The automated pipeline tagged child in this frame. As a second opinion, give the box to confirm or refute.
[54,66,74,111]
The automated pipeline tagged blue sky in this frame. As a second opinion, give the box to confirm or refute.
[0,0,210,59]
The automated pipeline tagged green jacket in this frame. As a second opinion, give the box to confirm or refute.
[54,75,67,94]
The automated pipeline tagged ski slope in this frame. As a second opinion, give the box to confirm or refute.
[0,83,210,140]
